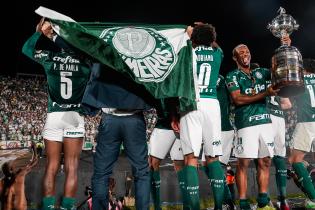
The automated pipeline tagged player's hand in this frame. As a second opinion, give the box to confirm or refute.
[36,17,45,32]
[171,119,180,134]
[186,26,194,38]
[186,22,207,38]
[267,85,280,96]
[281,35,291,46]
[41,21,55,40]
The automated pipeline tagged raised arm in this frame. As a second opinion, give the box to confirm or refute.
[21,17,50,64]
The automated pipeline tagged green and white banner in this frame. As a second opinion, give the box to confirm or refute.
[35,6,197,111]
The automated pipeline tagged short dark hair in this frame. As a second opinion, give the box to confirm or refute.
[190,24,216,47]
[303,58,315,73]
[232,44,247,57]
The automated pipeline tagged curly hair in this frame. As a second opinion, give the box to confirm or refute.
[190,24,216,47]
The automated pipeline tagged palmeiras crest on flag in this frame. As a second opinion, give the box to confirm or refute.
[100,27,177,83]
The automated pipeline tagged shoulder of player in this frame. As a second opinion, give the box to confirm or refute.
[252,67,270,78]
[254,67,270,74]
[226,69,240,78]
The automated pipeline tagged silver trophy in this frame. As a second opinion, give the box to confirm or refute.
[267,7,304,97]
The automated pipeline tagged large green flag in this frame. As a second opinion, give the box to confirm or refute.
[35,6,197,112]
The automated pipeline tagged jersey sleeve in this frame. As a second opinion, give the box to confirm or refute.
[22,32,50,65]
[225,71,240,93]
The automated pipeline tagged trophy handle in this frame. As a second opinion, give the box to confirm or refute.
[278,7,286,15]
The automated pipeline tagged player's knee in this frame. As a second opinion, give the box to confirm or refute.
[290,149,306,163]
[237,159,250,169]
[173,160,184,172]
[46,163,60,176]
[205,156,219,164]
[259,157,271,169]
[64,160,79,174]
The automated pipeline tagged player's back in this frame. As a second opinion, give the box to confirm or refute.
[44,50,91,113]
[194,46,223,99]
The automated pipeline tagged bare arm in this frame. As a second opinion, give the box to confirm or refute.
[230,86,279,106]
[22,18,49,62]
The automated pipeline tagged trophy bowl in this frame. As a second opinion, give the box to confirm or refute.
[271,45,305,97]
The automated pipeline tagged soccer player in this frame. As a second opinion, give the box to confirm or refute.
[217,74,236,209]
[225,44,279,210]
[288,58,315,209]
[22,18,91,210]
[200,74,236,210]
[266,88,292,210]
[173,23,225,210]
[148,98,187,210]
[253,61,292,210]
[217,74,235,167]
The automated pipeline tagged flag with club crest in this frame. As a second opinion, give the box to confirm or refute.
[35,6,197,112]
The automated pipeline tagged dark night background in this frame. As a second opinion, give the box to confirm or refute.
[9,0,315,77]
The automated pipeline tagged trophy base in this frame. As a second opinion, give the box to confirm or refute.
[274,81,305,97]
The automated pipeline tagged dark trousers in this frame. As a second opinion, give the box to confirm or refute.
[92,113,150,210]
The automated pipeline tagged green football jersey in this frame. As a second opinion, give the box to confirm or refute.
[22,32,91,113]
[195,46,223,98]
[296,73,315,123]
[217,75,233,131]
[225,67,272,129]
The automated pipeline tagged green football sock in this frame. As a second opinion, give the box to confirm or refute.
[239,199,251,210]
[207,161,225,210]
[177,168,190,210]
[184,165,200,210]
[42,196,55,210]
[150,170,161,210]
[257,193,269,208]
[293,162,315,199]
[273,156,287,200]
[60,197,76,210]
